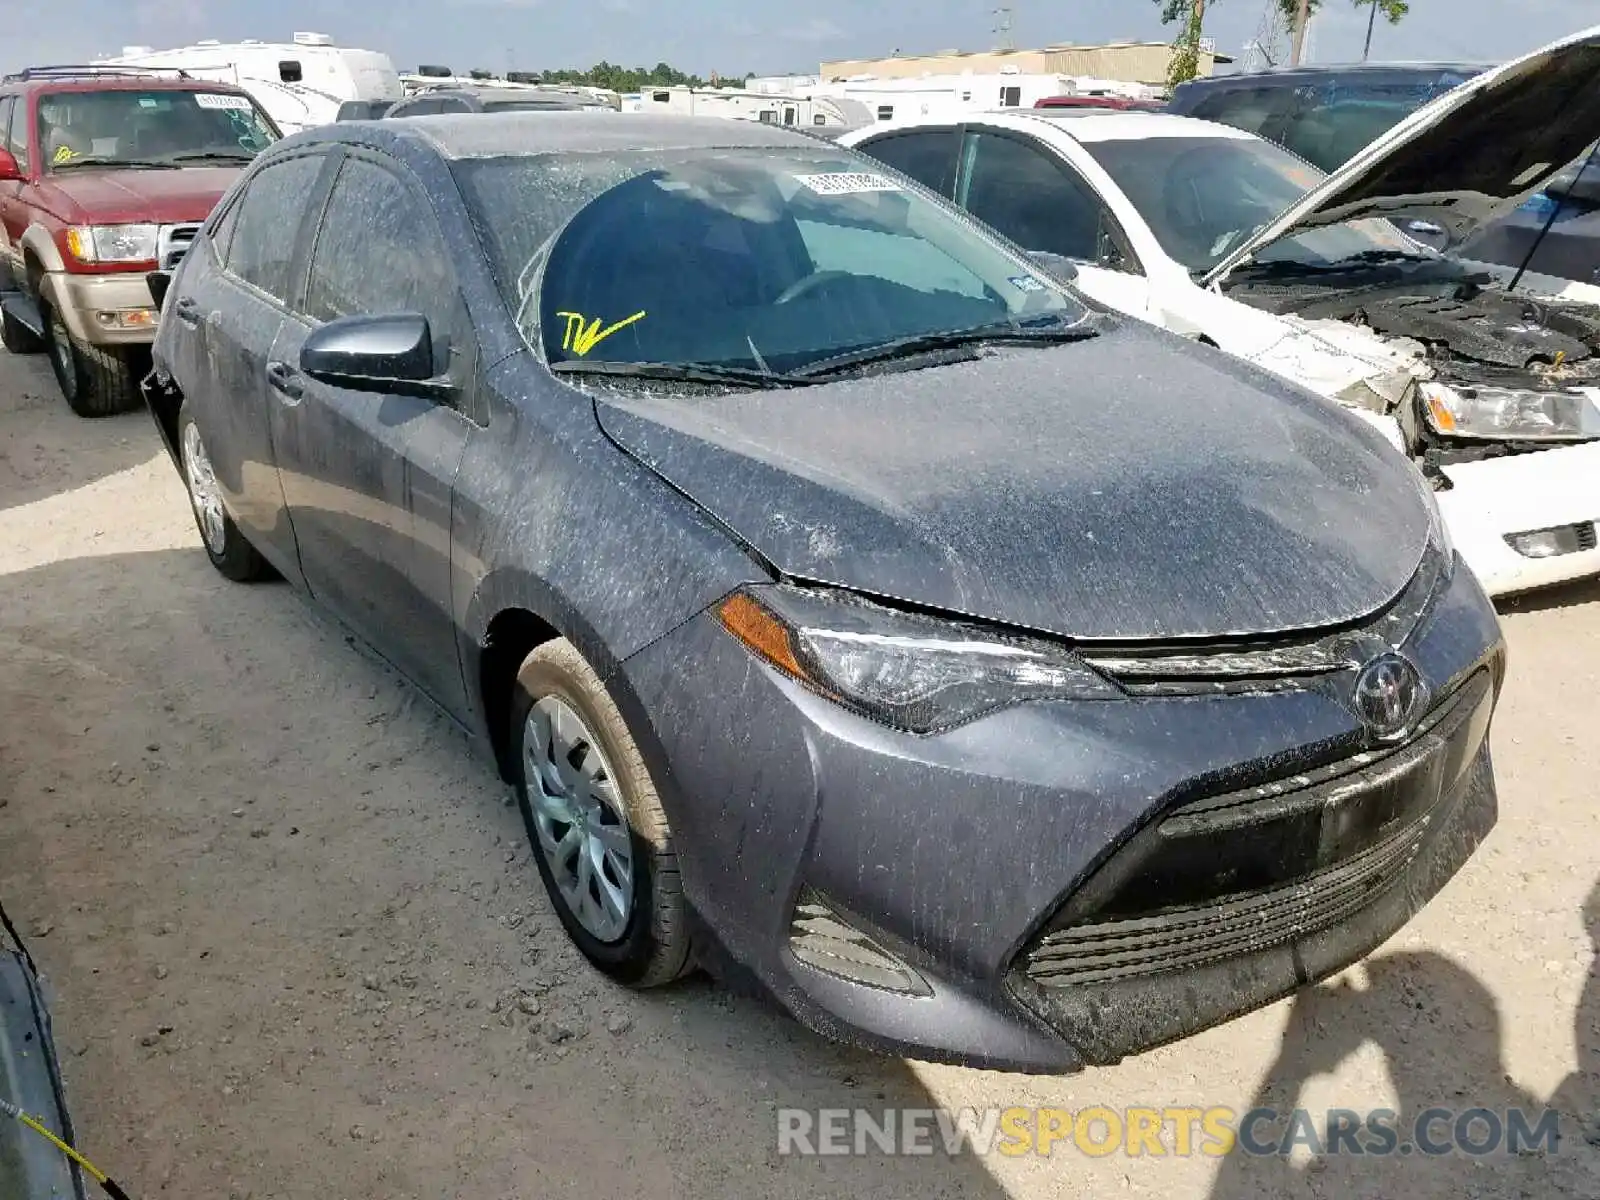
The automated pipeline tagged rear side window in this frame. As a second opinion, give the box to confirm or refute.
[223,154,326,302]
[958,130,1104,261]
[856,129,958,196]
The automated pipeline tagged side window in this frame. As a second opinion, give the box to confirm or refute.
[999,86,1021,108]
[396,98,441,117]
[1188,86,1296,140]
[7,96,30,172]
[223,154,326,301]
[0,98,13,161]
[303,157,462,372]
[857,129,958,197]
[959,131,1103,262]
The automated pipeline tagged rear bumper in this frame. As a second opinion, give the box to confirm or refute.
[40,269,160,346]
[1438,440,1600,596]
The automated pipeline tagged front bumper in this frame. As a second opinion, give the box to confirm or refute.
[1436,439,1600,596]
[40,269,161,346]
[620,559,1505,1072]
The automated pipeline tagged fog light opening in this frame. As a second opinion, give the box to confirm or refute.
[788,886,932,997]
[1504,522,1598,559]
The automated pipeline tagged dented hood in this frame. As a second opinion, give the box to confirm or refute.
[592,323,1432,643]
[1206,24,1600,286]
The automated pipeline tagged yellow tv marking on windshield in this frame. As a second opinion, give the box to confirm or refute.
[555,310,646,356]
[52,145,79,164]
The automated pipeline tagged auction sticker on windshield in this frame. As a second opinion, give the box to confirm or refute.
[194,93,254,110]
[794,173,903,195]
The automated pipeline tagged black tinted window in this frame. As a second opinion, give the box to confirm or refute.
[960,131,1102,260]
[857,130,956,196]
[225,154,325,301]
[1282,82,1449,172]
[1187,86,1297,138]
[304,157,458,340]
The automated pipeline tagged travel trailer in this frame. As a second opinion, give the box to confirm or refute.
[400,68,622,110]
[632,85,870,127]
[747,70,1162,123]
[96,33,403,133]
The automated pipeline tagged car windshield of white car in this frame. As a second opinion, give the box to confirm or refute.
[1082,135,1427,274]
[454,147,1090,379]
[38,89,278,171]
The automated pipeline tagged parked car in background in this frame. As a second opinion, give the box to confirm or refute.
[1457,146,1600,284]
[384,85,605,117]
[1166,62,1489,173]
[335,98,398,121]
[1035,95,1163,112]
[0,66,280,415]
[141,110,1503,1074]
[842,24,1600,598]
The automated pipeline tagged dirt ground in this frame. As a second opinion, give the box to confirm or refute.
[0,346,1595,1200]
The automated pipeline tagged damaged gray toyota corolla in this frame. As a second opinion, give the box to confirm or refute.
[139,112,1506,1072]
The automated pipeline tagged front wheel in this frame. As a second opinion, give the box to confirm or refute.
[512,639,694,987]
[44,306,141,417]
[177,403,269,582]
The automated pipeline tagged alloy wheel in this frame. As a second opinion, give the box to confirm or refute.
[182,422,228,555]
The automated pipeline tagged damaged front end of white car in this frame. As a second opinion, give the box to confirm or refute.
[1205,25,1600,597]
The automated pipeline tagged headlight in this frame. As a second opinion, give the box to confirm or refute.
[1420,381,1600,442]
[715,586,1120,734]
[64,224,160,265]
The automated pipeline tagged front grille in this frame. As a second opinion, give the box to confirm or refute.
[157,223,201,271]
[1017,667,1493,991]
[1023,816,1429,987]
[1079,542,1446,696]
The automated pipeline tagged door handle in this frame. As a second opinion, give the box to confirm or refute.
[172,296,202,327]
[265,360,304,401]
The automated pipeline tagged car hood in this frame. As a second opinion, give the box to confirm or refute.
[1205,24,1600,286]
[37,166,244,225]
[591,323,1433,642]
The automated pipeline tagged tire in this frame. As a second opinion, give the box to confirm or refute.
[44,305,141,417]
[512,639,694,988]
[176,402,269,582]
[0,307,43,354]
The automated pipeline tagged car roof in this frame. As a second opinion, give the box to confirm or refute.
[0,69,254,95]
[864,108,1253,144]
[1177,62,1491,87]
[371,111,833,158]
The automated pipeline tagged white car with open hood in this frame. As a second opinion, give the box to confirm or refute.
[840,26,1600,598]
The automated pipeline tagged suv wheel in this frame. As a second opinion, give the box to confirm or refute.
[45,306,141,417]
[0,307,43,354]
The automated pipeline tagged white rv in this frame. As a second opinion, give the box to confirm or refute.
[748,70,1161,124]
[96,33,403,133]
[634,86,869,128]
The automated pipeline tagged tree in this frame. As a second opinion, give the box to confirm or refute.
[1276,0,1411,56]
[1154,0,1212,88]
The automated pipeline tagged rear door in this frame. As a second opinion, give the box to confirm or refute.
[268,149,475,713]
[181,150,332,583]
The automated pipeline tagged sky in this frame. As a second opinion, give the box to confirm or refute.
[6,0,1598,80]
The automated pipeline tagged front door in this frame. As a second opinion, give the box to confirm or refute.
[267,150,474,714]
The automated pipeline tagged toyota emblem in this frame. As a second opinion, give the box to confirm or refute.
[1351,653,1426,741]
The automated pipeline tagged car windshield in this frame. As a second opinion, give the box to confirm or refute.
[454,147,1088,377]
[1080,134,1423,274]
[38,89,278,171]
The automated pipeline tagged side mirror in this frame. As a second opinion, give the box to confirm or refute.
[300,313,449,398]
[0,149,20,182]
[146,270,172,310]
[1024,249,1079,284]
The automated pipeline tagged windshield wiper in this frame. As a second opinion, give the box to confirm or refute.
[791,316,1099,380]
[549,359,807,389]
[167,151,258,164]
[51,156,179,170]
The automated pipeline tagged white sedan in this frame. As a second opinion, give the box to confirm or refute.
[839,26,1600,598]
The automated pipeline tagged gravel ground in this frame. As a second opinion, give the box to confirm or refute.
[0,346,1595,1200]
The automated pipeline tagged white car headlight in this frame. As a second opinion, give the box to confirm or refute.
[64,224,161,265]
[1420,380,1600,442]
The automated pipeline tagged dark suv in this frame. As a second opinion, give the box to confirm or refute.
[0,66,279,415]
[1167,63,1489,173]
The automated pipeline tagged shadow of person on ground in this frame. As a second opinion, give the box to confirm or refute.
[1496,575,1600,616]
[1549,880,1599,1153]
[1209,936,1598,1199]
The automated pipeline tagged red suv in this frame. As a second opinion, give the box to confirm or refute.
[0,67,279,415]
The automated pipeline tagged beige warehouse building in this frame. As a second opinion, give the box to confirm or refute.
[819,42,1231,87]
